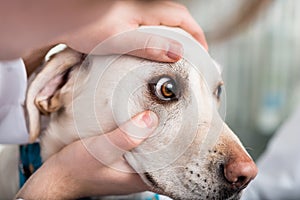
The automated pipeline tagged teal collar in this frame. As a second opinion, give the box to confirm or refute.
[19,143,43,188]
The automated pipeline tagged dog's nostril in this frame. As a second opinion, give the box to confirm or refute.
[223,159,258,190]
[231,175,252,190]
[237,176,247,185]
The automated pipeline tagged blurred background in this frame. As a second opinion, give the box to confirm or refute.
[178,0,300,159]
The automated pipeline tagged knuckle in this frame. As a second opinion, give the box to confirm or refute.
[144,47,163,58]
[178,4,188,11]
[122,132,141,147]
[166,1,187,11]
[143,35,166,57]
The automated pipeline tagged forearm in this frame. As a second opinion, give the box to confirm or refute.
[15,155,79,200]
[0,0,116,60]
[16,137,149,199]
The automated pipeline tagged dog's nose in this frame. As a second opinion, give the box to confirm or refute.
[223,158,258,190]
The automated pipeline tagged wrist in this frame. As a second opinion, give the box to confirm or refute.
[16,154,81,199]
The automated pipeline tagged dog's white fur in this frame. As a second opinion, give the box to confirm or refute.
[0,27,256,200]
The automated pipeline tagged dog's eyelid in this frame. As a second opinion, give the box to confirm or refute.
[218,81,224,87]
[214,81,224,91]
[148,74,177,83]
[213,82,224,100]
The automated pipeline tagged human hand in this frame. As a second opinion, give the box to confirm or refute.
[1,0,207,61]
[16,111,158,199]
[59,0,208,62]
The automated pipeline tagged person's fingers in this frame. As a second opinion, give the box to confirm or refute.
[107,110,158,150]
[169,16,208,50]
[91,31,183,62]
[82,110,158,171]
[127,33,183,62]
[62,1,207,59]
[135,1,208,50]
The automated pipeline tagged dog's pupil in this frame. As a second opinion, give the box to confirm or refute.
[217,86,222,97]
[162,82,175,97]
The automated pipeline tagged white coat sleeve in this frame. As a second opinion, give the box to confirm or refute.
[242,105,300,200]
[0,58,29,144]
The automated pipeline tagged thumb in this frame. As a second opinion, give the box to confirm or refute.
[106,110,159,150]
[82,111,158,170]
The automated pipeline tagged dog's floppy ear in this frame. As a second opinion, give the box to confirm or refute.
[26,48,83,143]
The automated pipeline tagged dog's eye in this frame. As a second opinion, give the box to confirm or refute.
[152,77,178,101]
[214,85,222,99]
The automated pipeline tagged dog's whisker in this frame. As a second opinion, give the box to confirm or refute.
[245,146,254,152]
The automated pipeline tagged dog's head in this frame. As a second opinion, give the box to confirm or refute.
[26,28,257,200]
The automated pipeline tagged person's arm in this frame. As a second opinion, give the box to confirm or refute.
[0,0,207,60]
[16,111,158,199]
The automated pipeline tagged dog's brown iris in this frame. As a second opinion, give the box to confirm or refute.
[161,81,175,98]
[153,77,178,101]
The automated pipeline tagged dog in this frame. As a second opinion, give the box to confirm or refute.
[0,27,257,200]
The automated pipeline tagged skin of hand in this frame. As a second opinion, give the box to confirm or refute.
[59,0,208,62]
[0,0,207,60]
[16,111,158,199]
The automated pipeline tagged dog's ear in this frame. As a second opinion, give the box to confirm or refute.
[26,48,83,143]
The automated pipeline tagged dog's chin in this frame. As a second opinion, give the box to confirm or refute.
[138,172,243,200]
[158,190,242,200]
[225,192,242,200]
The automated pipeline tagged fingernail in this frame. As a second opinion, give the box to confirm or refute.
[122,111,158,142]
[167,42,183,61]
[133,111,158,129]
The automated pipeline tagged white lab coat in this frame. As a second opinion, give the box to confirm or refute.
[0,59,28,144]
[242,105,300,200]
